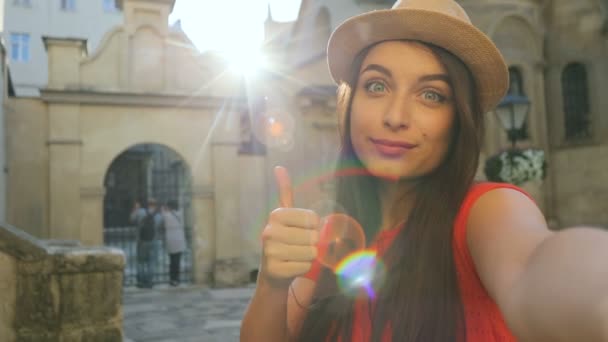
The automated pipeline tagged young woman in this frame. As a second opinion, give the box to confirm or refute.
[241,0,608,341]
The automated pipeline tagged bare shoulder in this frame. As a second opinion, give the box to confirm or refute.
[465,187,553,317]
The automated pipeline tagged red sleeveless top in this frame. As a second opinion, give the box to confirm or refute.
[303,182,526,341]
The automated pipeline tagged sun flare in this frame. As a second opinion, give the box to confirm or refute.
[225,48,269,77]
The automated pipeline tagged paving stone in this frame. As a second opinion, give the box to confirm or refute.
[122,285,254,342]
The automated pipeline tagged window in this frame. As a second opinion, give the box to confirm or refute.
[61,0,76,11]
[561,63,591,140]
[9,33,30,62]
[13,0,31,7]
[507,66,529,139]
[103,0,118,12]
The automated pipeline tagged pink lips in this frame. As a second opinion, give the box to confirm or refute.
[370,138,417,157]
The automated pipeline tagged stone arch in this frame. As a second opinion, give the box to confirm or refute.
[102,142,195,286]
[482,13,546,164]
[489,14,542,62]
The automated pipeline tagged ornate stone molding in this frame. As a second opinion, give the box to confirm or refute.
[47,139,83,146]
[40,89,247,110]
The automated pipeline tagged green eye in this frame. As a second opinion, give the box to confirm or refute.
[422,91,445,102]
[366,81,386,93]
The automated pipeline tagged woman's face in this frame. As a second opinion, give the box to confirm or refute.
[350,41,456,181]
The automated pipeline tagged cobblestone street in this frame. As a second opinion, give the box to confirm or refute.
[123,285,255,342]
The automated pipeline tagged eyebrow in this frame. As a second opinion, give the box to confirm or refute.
[360,63,452,86]
[361,64,392,78]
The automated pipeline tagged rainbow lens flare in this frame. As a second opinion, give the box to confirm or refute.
[335,249,386,298]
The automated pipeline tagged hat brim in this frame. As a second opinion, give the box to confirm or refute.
[327,8,508,113]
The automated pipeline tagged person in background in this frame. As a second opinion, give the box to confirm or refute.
[130,198,163,288]
[162,199,187,287]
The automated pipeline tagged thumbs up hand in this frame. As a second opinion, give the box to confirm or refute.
[259,166,320,288]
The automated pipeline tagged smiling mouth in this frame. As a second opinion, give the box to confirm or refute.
[370,138,418,157]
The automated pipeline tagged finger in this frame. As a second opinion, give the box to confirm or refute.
[267,260,314,278]
[265,240,317,262]
[265,225,320,246]
[270,208,320,230]
[274,165,293,208]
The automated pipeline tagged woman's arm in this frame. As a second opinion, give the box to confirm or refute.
[240,276,290,341]
[240,276,316,342]
[241,167,319,341]
[467,188,608,341]
[509,227,608,341]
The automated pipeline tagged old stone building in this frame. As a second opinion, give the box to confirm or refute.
[5,0,608,287]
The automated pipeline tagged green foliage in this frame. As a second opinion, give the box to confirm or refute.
[484,148,547,186]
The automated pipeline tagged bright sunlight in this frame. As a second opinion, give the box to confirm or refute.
[170,0,301,76]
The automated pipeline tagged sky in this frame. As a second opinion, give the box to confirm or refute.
[169,0,302,53]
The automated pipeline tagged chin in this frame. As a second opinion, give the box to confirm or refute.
[365,164,410,182]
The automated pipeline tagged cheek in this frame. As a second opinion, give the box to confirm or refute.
[419,111,456,145]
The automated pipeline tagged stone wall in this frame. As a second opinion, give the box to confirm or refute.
[0,223,125,341]
[0,250,17,342]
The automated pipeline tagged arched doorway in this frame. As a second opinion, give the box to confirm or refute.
[102,143,194,286]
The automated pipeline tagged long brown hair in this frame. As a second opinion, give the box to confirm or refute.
[297,40,484,341]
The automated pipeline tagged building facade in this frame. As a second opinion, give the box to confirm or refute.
[0,41,6,222]
[3,0,122,96]
[4,0,608,287]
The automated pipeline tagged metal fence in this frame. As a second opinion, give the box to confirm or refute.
[103,226,194,286]
[102,143,195,287]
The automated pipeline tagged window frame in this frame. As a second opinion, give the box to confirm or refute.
[60,0,76,11]
[12,0,32,7]
[561,62,592,143]
[9,33,31,63]
[103,0,118,12]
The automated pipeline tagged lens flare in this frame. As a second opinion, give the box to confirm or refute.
[252,109,295,151]
[335,249,386,298]
[317,213,366,269]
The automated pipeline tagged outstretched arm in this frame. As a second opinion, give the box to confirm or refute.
[468,188,608,341]
[241,167,319,341]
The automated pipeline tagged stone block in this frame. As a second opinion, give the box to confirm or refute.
[16,330,59,342]
[15,273,60,331]
[50,247,125,274]
[59,272,123,326]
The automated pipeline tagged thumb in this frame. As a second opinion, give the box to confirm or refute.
[274,165,293,208]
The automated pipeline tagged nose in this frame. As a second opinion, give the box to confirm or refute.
[382,95,410,130]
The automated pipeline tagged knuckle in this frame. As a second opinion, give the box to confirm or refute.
[269,207,285,221]
[303,209,321,228]
[265,259,280,275]
[261,224,273,240]
[263,242,276,258]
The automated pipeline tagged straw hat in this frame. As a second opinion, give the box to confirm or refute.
[327,0,508,113]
